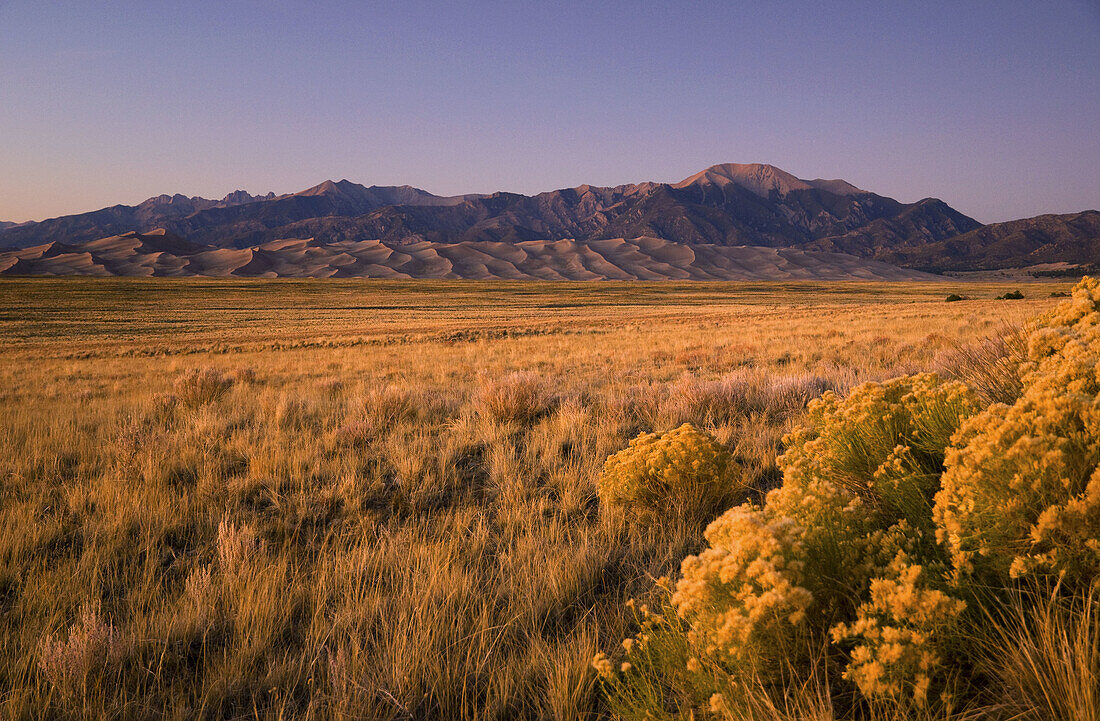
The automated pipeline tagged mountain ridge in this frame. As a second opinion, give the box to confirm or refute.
[1,163,1095,275]
[671,162,865,198]
[0,163,977,253]
[877,210,1100,271]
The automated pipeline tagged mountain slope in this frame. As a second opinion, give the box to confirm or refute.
[877,211,1100,271]
[0,165,980,261]
[0,190,272,248]
[374,163,977,252]
[0,183,480,249]
[805,199,985,258]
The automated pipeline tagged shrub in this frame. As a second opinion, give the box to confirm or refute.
[996,290,1025,300]
[778,374,979,535]
[672,506,814,676]
[830,554,967,706]
[579,280,1100,718]
[605,374,979,710]
[944,294,965,302]
[595,595,740,719]
[598,424,743,522]
[935,277,1100,586]
[173,367,234,407]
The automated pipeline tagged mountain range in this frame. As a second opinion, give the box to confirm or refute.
[1,163,1096,279]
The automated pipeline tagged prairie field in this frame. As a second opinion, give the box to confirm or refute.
[0,277,1092,721]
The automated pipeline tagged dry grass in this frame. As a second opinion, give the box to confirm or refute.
[0,278,1067,719]
[975,582,1100,721]
[934,324,1029,405]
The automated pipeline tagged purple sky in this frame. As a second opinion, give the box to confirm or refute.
[1,1,1098,224]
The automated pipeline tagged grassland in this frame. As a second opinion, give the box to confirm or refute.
[0,278,1071,720]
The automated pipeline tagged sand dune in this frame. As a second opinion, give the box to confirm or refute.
[0,231,940,280]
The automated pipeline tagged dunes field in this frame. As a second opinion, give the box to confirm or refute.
[0,231,939,280]
[1,277,1096,721]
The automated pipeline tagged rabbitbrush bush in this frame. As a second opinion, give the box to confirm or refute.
[686,375,976,704]
[595,280,1100,719]
[935,277,1100,587]
[596,375,980,712]
[598,423,743,523]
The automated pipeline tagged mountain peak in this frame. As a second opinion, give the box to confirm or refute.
[807,178,864,196]
[298,180,336,196]
[221,189,272,205]
[142,193,194,206]
[675,163,864,198]
[295,179,366,198]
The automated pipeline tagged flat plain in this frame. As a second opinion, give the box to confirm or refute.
[0,278,1069,719]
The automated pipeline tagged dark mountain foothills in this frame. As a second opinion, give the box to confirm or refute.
[1,163,1096,278]
[876,210,1100,272]
[0,182,482,250]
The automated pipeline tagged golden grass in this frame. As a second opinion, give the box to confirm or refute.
[0,278,1069,720]
[976,582,1100,721]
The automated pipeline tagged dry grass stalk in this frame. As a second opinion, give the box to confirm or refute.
[934,324,1028,405]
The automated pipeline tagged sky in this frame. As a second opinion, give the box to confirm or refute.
[0,1,1098,224]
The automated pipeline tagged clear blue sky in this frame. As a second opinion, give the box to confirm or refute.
[1,0,1097,224]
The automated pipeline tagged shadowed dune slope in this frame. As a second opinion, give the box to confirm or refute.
[0,232,940,280]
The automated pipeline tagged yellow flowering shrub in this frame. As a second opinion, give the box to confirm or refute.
[594,594,742,719]
[780,374,979,535]
[664,374,976,699]
[756,375,974,623]
[935,277,1100,585]
[830,554,966,706]
[672,506,814,675]
[598,424,743,521]
[596,287,1100,716]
